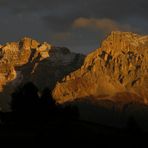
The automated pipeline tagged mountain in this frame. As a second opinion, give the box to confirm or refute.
[0,31,148,129]
[0,38,85,111]
[53,31,148,105]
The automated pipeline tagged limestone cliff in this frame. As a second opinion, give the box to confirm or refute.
[53,32,148,104]
[0,38,85,111]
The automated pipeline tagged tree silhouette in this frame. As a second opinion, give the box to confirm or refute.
[40,87,56,112]
[10,82,79,124]
[11,82,40,113]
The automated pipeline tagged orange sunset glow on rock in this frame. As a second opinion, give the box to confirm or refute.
[0,0,148,146]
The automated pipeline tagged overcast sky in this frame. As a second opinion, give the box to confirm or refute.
[0,0,147,53]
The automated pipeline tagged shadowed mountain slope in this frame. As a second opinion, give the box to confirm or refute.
[0,38,85,111]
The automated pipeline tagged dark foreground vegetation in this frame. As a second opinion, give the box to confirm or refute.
[0,82,147,146]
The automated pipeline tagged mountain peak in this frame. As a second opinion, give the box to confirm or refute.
[102,31,148,53]
[53,31,148,104]
[0,38,85,111]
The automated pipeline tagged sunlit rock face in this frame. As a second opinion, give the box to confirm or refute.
[53,31,148,104]
[0,38,85,111]
[0,38,51,90]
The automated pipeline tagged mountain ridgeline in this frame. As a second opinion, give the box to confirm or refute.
[53,31,148,105]
[0,38,85,111]
[0,31,147,114]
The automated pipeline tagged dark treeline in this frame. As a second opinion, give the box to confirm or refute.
[0,82,146,145]
[0,82,79,126]
[0,82,82,144]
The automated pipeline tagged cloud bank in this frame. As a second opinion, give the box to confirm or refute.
[0,0,147,53]
[73,17,137,32]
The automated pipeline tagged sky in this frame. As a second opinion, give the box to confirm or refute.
[0,0,147,54]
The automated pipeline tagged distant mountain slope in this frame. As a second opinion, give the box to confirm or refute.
[53,31,148,104]
[0,38,85,111]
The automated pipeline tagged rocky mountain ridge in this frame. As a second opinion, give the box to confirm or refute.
[0,31,147,111]
[0,38,85,111]
[53,31,148,104]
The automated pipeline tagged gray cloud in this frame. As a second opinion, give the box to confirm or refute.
[0,0,147,53]
[72,17,139,33]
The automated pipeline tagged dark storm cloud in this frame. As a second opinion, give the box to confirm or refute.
[2,0,147,19]
[0,0,147,53]
[42,0,148,30]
